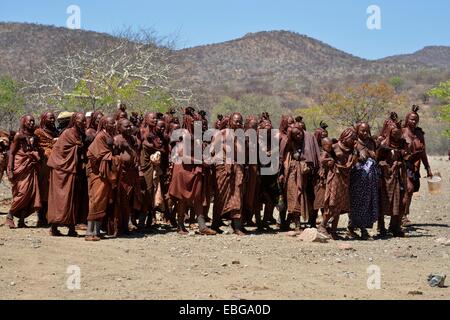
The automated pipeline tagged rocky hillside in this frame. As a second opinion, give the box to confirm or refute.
[172,30,418,91]
[0,22,120,79]
[380,46,450,68]
[0,23,449,102]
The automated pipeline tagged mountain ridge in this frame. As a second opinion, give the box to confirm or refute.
[1,22,449,104]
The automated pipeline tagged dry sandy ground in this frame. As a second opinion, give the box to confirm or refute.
[0,156,449,300]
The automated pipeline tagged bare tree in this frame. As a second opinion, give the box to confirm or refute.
[23,27,192,111]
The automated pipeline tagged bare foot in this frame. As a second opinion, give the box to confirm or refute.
[198,227,217,236]
[233,229,247,236]
[85,236,100,241]
[5,217,16,229]
[177,228,189,235]
[128,224,138,232]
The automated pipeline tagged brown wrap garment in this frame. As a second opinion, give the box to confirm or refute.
[35,128,57,202]
[46,127,84,225]
[323,142,355,215]
[402,126,430,215]
[283,151,311,220]
[313,150,333,210]
[9,134,41,218]
[378,135,408,217]
[214,164,244,219]
[212,128,245,220]
[107,135,141,236]
[169,113,207,211]
[86,130,119,222]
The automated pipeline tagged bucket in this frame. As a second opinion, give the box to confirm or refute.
[427,176,442,195]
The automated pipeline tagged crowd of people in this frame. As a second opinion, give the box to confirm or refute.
[0,103,433,241]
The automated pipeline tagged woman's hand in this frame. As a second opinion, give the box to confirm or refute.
[359,150,368,162]
[151,158,161,166]
[327,159,335,169]
[120,151,131,163]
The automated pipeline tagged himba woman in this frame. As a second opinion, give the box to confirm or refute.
[107,118,141,237]
[198,111,214,225]
[210,115,229,231]
[156,117,177,227]
[279,115,295,142]
[34,111,58,227]
[401,105,433,226]
[47,112,87,237]
[211,112,247,235]
[313,137,334,225]
[168,107,216,235]
[243,115,262,228]
[312,121,330,223]
[139,112,161,230]
[378,112,399,143]
[5,115,41,229]
[377,118,410,237]
[295,116,322,228]
[85,116,120,241]
[348,122,379,240]
[279,123,311,232]
[147,117,170,227]
[258,118,279,230]
[318,127,359,239]
[75,111,103,230]
[0,130,9,184]
[85,111,104,146]
[277,114,295,230]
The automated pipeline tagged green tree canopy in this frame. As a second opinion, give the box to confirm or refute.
[0,75,25,130]
[388,76,405,93]
[428,80,450,138]
[320,82,407,128]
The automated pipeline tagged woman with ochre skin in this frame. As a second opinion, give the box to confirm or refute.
[279,123,311,232]
[243,116,262,229]
[107,118,141,236]
[401,105,432,227]
[211,113,247,235]
[377,121,410,237]
[348,122,379,240]
[5,115,41,229]
[319,127,359,240]
[34,111,58,228]
[85,116,121,241]
[47,112,87,237]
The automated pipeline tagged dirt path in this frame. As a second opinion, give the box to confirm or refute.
[0,157,449,300]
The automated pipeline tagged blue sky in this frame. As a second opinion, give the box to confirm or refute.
[1,0,449,60]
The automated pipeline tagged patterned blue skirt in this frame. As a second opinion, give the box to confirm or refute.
[349,158,379,229]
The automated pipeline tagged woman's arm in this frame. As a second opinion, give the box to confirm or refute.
[7,134,20,180]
